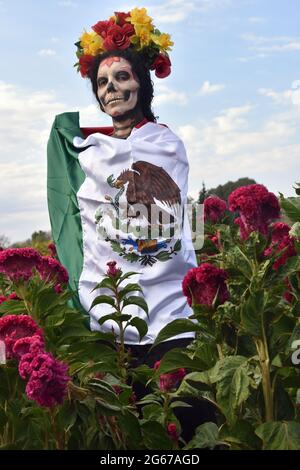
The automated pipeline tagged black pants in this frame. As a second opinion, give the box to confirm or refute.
[126,338,217,443]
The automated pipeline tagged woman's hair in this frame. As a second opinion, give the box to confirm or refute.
[88,48,156,122]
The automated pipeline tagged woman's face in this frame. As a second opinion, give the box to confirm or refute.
[97,56,140,118]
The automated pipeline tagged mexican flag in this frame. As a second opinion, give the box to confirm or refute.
[47,112,197,344]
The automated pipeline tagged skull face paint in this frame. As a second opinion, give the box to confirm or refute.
[97,57,140,118]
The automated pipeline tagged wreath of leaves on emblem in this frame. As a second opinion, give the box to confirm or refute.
[107,238,182,267]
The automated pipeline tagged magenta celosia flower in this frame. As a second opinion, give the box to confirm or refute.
[0,248,42,282]
[106,260,121,278]
[36,256,69,291]
[0,315,44,359]
[0,292,20,305]
[204,196,227,223]
[264,222,297,270]
[182,263,229,307]
[13,334,45,360]
[154,361,186,392]
[19,351,70,407]
[228,184,280,239]
[167,423,179,442]
[0,296,6,304]
[48,243,57,258]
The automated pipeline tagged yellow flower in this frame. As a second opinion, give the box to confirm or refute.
[129,7,153,26]
[134,25,152,48]
[80,31,103,56]
[151,33,174,52]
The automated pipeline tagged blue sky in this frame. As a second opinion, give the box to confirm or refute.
[0,0,299,243]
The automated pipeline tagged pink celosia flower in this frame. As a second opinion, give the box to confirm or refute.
[204,196,227,224]
[48,243,57,258]
[0,315,44,359]
[167,422,179,442]
[182,263,229,307]
[13,334,45,359]
[0,248,42,282]
[228,184,280,239]
[106,260,121,278]
[154,361,186,392]
[19,351,70,407]
[159,369,186,392]
[264,222,297,270]
[36,256,69,291]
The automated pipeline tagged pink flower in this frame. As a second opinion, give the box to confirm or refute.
[228,184,280,239]
[0,248,42,282]
[154,361,186,391]
[48,243,57,258]
[264,222,297,270]
[106,260,121,278]
[13,334,45,359]
[204,196,227,223]
[19,351,70,408]
[182,263,229,307]
[159,369,186,392]
[0,315,44,359]
[36,256,69,291]
[0,296,6,304]
[167,422,179,442]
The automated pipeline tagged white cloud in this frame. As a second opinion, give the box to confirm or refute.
[0,81,108,242]
[248,16,266,24]
[58,0,77,6]
[240,33,300,59]
[198,80,225,96]
[51,37,60,43]
[177,99,300,199]
[153,83,188,106]
[259,81,300,107]
[38,49,56,56]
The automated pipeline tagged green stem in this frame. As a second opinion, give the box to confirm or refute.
[255,338,273,422]
[49,407,64,450]
[113,286,127,383]
[163,394,170,428]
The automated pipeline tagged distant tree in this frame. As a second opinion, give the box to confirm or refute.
[206,177,257,201]
[198,181,207,204]
[11,230,52,255]
[0,234,10,249]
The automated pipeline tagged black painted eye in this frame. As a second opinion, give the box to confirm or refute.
[97,77,107,87]
[116,71,130,81]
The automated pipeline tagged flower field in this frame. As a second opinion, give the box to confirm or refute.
[1,183,300,450]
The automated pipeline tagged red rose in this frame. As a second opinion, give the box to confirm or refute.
[114,11,131,27]
[79,54,94,78]
[103,24,134,51]
[92,19,115,39]
[150,54,171,78]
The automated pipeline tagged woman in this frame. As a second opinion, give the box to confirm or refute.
[47,8,215,440]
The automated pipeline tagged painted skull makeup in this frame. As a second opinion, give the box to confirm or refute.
[97,57,140,118]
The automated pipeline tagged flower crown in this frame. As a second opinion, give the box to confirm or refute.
[75,7,173,79]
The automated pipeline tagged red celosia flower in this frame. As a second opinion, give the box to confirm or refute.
[283,278,293,303]
[0,248,42,282]
[182,263,229,307]
[106,260,121,278]
[228,184,280,239]
[150,54,171,78]
[167,422,179,442]
[158,368,186,392]
[204,196,227,223]
[103,23,135,51]
[0,315,44,359]
[36,256,69,291]
[79,54,95,78]
[48,243,57,258]
[13,334,45,360]
[264,222,297,270]
[19,351,70,408]
[0,296,6,304]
